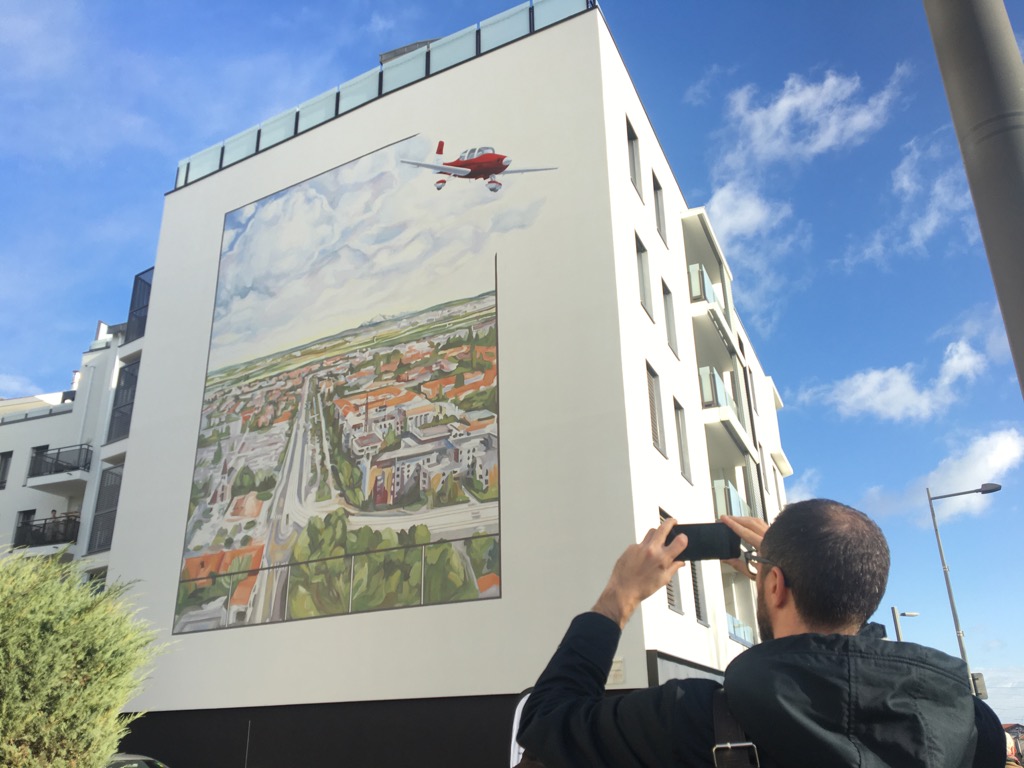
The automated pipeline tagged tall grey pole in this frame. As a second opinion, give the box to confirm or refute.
[926,487,975,693]
[922,0,1024,400]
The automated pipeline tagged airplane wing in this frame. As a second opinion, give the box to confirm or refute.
[400,159,472,176]
[501,167,558,175]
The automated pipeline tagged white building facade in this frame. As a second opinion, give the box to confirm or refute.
[1,4,792,765]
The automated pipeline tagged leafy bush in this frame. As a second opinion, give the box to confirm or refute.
[0,551,157,768]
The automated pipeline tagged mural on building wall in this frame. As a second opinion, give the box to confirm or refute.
[173,136,544,633]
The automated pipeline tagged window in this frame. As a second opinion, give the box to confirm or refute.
[673,399,691,482]
[626,118,641,195]
[660,509,684,615]
[691,561,708,624]
[89,466,122,553]
[662,281,678,355]
[647,363,666,455]
[637,235,652,317]
[107,361,140,442]
[653,173,666,241]
[125,267,154,343]
[0,451,11,490]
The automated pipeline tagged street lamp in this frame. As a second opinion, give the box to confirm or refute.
[890,607,919,642]
[926,482,1001,695]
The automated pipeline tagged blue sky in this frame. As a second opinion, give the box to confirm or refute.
[1,0,1022,721]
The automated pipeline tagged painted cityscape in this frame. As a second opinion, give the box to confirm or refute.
[172,137,519,632]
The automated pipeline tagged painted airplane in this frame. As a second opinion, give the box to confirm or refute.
[401,141,556,193]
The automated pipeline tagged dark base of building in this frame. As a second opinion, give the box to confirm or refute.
[120,693,521,768]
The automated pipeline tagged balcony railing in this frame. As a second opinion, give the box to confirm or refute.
[698,366,744,426]
[727,613,755,646]
[27,444,92,478]
[713,478,753,519]
[688,263,721,305]
[107,402,134,443]
[14,515,80,548]
[174,0,595,188]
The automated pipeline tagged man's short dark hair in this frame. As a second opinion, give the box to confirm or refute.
[760,498,889,631]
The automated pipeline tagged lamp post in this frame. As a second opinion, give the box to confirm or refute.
[890,607,919,642]
[926,482,1001,695]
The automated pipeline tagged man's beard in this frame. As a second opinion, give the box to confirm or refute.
[756,580,773,641]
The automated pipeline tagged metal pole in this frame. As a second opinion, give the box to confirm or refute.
[891,606,904,642]
[922,0,1024,400]
[926,488,975,693]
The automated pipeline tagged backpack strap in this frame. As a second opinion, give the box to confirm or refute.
[712,687,760,768]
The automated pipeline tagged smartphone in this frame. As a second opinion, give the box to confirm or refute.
[666,523,741,562]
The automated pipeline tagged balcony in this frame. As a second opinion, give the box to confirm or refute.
[727,613,755,647]
[14,514,80,548]
[699,366,756,460]
[88,510,117,554]
[25,444,92,493]
[713,478,754,519]
[124,267,154,346]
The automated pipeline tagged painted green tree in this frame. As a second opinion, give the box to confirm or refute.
[0,551,158,768]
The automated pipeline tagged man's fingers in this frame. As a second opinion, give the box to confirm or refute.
[721,514,768,549]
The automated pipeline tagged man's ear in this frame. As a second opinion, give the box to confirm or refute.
[764,566,790,609]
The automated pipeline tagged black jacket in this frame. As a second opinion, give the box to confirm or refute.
[518,612,1004,767]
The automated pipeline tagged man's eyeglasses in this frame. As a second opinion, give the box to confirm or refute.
[743,550,785,582]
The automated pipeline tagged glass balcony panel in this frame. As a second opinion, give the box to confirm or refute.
[534,0,588,29]
[728,613,755,645]
[222,126,260,166]
[688,263,721,305]
[428,26,477,73]
[382,47,427,93]
[480,2,531,52]
[338,70,380,114]
[713,478,752,519]
[259,109,297,150]
[297,88,338,132]
[175,159,189,188]
[187,144,222,182]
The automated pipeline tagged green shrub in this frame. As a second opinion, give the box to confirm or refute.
[0,551,158,768]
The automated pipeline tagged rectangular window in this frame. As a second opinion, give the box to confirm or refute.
[637,235,652,317]
[647,363,666,455]
[653,173,666,241]
[660,509,684,615]
[107,361,140,443]
[626,118,641,195]
[0,451,11,490]
[662,281,678,355]
[691,561,708,624]
[673,399,691,482]
[89,466,122,553]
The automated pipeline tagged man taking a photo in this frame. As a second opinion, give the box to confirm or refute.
[518,499,1004,767]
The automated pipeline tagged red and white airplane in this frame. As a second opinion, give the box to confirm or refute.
[401,141,556,193]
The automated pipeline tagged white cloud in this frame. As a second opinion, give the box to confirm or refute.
[721,65,908,174]
[800,339,986,421]
[844,133,976,269]
[854,428,1024,524]
[705,65,906,332]
[683,64,733,107]
[0,373,41,399]
[785,468,821,503]
[924,428,1024,521]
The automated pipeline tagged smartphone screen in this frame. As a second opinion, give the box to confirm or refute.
[666,523,741,562]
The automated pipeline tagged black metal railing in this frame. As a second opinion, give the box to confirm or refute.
[14,515,80,547]
[27,444,93,478]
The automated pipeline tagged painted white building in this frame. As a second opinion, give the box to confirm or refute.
[2,3,793,766]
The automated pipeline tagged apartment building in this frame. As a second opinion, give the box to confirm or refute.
[1,3,792,765]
